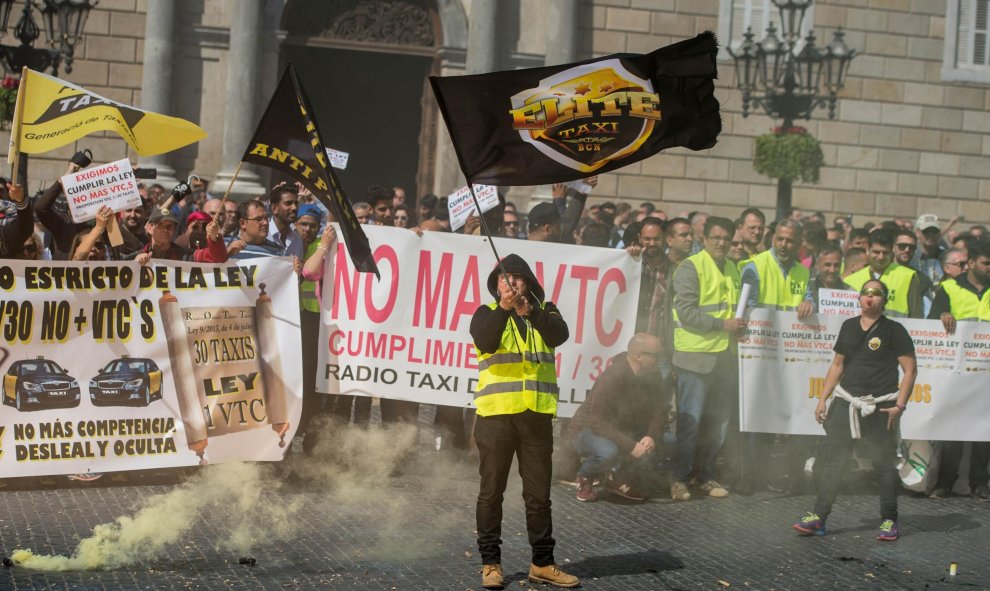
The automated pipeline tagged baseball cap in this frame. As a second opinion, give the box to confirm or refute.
[149,207,179,225]
[528,202,560,226]
[915,213,939,231]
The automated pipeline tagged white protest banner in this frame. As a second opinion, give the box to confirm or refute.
[60,158,141,223]
[819,287,859,317]
[447,184,499,232]
[325,147,349,170]
[316,226,641,417]
[739,308,990,441]
[0,258,302,478]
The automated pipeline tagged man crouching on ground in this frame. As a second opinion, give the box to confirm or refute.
[568,333,668,502]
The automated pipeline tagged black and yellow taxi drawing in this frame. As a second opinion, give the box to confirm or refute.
[2,357,81,411]
[89,356,163,407]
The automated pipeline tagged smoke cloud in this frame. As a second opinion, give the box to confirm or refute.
[11,416,474,571]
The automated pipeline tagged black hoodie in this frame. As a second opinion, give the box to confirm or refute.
[470,254,569,354]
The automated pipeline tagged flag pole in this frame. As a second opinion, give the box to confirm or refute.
[221,161,244,204]
[8,67,28,185]
[466,182,514,293]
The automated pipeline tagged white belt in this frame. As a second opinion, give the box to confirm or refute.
[832,385,899,439]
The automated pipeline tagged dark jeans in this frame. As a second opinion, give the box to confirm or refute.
[936,441,990,491]
[381,399,420,425]
[328,394,372,427]
[671,352,736,483]
[475,410,555,567]
[573,428,620,479]
[299,310,324,452]
[814,398,900,522]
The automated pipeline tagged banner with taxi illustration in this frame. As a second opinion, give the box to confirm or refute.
[739,308,990,441]
[0,258,301,478]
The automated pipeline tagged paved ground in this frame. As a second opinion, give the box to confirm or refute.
[1,421,989,591]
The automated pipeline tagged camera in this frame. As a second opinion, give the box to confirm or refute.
[133,168,157,180]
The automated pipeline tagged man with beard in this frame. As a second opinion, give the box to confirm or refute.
[845,230,922,318]
[119,205,150,252]
[569,333,668,502]
[927,241,990,501]
[800,245,851,317]
[267,184,302,258]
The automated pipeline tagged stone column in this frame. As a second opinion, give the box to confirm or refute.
[545,0,578,66]
[465,0,498,74]
[138,0,179,185]
[214,0,266,199]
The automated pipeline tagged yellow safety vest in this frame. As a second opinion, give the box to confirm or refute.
[673,250,741,353]
[845,263,916,317]
[299,241,320,314]
[941,278,990,321]
[748,250,809,310]
[473,302,558,417]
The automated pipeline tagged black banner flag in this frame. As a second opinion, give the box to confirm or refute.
[243,65,378,277]
[430,32,721,186]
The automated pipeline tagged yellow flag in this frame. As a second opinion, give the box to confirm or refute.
[11,68,206,159]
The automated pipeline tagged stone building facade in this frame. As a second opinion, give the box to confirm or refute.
[2,0,987,226]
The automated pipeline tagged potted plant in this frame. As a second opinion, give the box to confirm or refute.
[753,126,824,184]
[0,74,19,129]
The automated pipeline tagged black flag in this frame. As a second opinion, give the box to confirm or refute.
[243,65,378,277]
[430,32,721,186]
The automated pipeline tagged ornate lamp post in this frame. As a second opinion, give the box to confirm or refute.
[0,0,96,185]
[729,0,856,220]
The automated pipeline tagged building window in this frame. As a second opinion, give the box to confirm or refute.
[944,0,990,83]
[717,0,814,60]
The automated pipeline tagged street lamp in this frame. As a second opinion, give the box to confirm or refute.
[728,0,856,220]
[0,0,97,185]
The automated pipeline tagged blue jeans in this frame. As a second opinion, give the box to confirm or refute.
[671,353,736,483]
[573,428,620,479]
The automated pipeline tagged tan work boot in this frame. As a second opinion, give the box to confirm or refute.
[481,563,504,590]
[528,563,580,588]
[671,480,692,501]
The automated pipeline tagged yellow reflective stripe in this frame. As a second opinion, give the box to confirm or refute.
[474,380,560,398]
[526,352,555,364]
[477,353,524,371]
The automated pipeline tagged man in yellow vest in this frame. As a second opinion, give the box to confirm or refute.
[845,229,923,318]
[296,204,326,453]
[737,219,811,493]
[670,217,746,501]
[470,254,578,590]
[927,241,990,501]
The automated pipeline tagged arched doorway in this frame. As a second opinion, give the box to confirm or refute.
[279,0,444,201]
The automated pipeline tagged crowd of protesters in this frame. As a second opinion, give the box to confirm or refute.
[3,151,989,530]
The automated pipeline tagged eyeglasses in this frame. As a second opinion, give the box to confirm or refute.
[894,243,916,251]
[504,221,519,226]
[243,216,268,224]
[861,287,885,297]
[944,261,966,268]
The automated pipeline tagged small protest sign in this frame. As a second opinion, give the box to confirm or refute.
[61,158,141,223]
[325,148,349,170]
[819,287,859,316]
[447,184,498,231]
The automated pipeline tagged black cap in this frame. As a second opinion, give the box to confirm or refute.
[528,202,560,226]
[149,207,178,225]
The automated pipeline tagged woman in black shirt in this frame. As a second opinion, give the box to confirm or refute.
[792,279,916,541]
